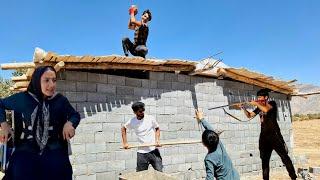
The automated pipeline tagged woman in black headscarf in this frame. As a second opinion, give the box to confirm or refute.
[0,66,80,180]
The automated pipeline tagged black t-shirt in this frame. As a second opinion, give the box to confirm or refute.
[253,101,281,134]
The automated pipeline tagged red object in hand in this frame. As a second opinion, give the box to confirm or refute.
[129,5,138,15]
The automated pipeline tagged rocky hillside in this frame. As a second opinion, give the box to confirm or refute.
[291,84,320,115]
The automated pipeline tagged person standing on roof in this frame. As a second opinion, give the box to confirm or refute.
[122,5,152,58]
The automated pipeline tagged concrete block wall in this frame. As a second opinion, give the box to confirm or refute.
[56,70,294,180]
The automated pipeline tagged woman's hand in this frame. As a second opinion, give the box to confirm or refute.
[0,122,13,143]
[195,108,204,123]
[63,121,75,140]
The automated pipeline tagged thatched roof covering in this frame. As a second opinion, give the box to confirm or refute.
[1,48,296,94]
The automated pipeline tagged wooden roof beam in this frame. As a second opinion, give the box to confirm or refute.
[1,62,35,70]
[217,68,293,94]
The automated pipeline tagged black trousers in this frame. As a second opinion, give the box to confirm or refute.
[122,37,148,58]
[259,132,297,180]
[3,148,72,180]
[136,149,163,172]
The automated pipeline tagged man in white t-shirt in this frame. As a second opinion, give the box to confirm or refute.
[121,102,163,172]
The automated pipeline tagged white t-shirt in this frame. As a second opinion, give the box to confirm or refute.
[124,114,159,153]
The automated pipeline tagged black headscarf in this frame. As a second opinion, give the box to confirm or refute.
[27,66,56,101]
[27,66,56,153]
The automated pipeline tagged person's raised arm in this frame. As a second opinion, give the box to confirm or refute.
[195,109,214,131]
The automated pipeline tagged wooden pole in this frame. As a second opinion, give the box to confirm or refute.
[292,91,320,96]
[0,62,35,70]
[122,140,202,149]
[12,75,28,81]
[54,61,65,72]
[13,81,29,89]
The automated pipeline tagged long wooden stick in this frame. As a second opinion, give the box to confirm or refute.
[1,62,35,70]
[122,140,201,149]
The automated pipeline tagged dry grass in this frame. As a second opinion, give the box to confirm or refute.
[242,119,320,179]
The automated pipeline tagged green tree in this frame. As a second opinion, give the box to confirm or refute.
[0,77,13,98]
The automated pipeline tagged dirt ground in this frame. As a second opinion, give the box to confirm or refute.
[242,119,320,179]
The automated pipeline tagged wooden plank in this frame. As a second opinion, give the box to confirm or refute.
[217,68,293,94]
[14,81,29,89]
[123,140,202,149]
[12,75,28,81]
[26,68,35,77]
[54,61,65,72]
[1,62,35,70]
[40,62,195,72]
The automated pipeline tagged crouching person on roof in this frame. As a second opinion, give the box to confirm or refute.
[0,66,81,180]
[121,102,163,172]
[195,109,240,180]
[122,5,152,58]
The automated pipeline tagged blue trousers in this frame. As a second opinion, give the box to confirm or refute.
[3,148,72,180]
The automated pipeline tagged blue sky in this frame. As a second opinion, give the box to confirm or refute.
[0,0,319,86]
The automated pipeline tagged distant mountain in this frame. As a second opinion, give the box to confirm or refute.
[291,84,320,115]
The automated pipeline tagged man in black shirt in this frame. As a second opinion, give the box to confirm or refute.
[241,89,297,180]
[122,6,151,58]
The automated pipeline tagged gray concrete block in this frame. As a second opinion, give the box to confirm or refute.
[65,92,87,102]
[134,88,149,96]
[96,172,116,180]
[97,84,116,94]
[73,164,87,176]
[87,161,108,174]
[164,73,178,81]
[125,78,142,87]
[85,143,106,153]
[87,93,107,102]
[65,71,88,82]
[157,81,172,90]
[95,131,115,143]
[56,80,76,91]
[177,74,191,83]
[116,86,134,95]
[108,75,125,85]
[88,73,108,83]
[75,174,96,180]
[106,160,126,171]
[149,72,164,81]
[76,82,97,92]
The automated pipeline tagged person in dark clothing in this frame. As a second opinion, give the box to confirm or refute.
[122,7,152,58]
[0,66,81,180]
[240,89,297,180]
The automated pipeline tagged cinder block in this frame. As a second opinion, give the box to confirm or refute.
[75,174,96,180]
[116,86,134,95]
[73,164,87,176]
[65,92,87,102]
[134,88,149,96]
[108,75,125,85]
[87,161,108,173]
[76,82,97,92]
[164,73,178,81]
[72,133,95,144]
[87,93,107,102]
[177,74,190,83]
[125,159,136,169]
[106,160,126,171]
[65,71,88,82]
[71,144,86,154]
[309,167,320,174]
[95,132,115,143]
[56,80,76,91]
[97,84,116,94]
[88,73,108,83]
[96,172,116,180]
[149,72,164,81]
[125,78,142,87]
[85,143,106,153]
[157,81,172,90]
